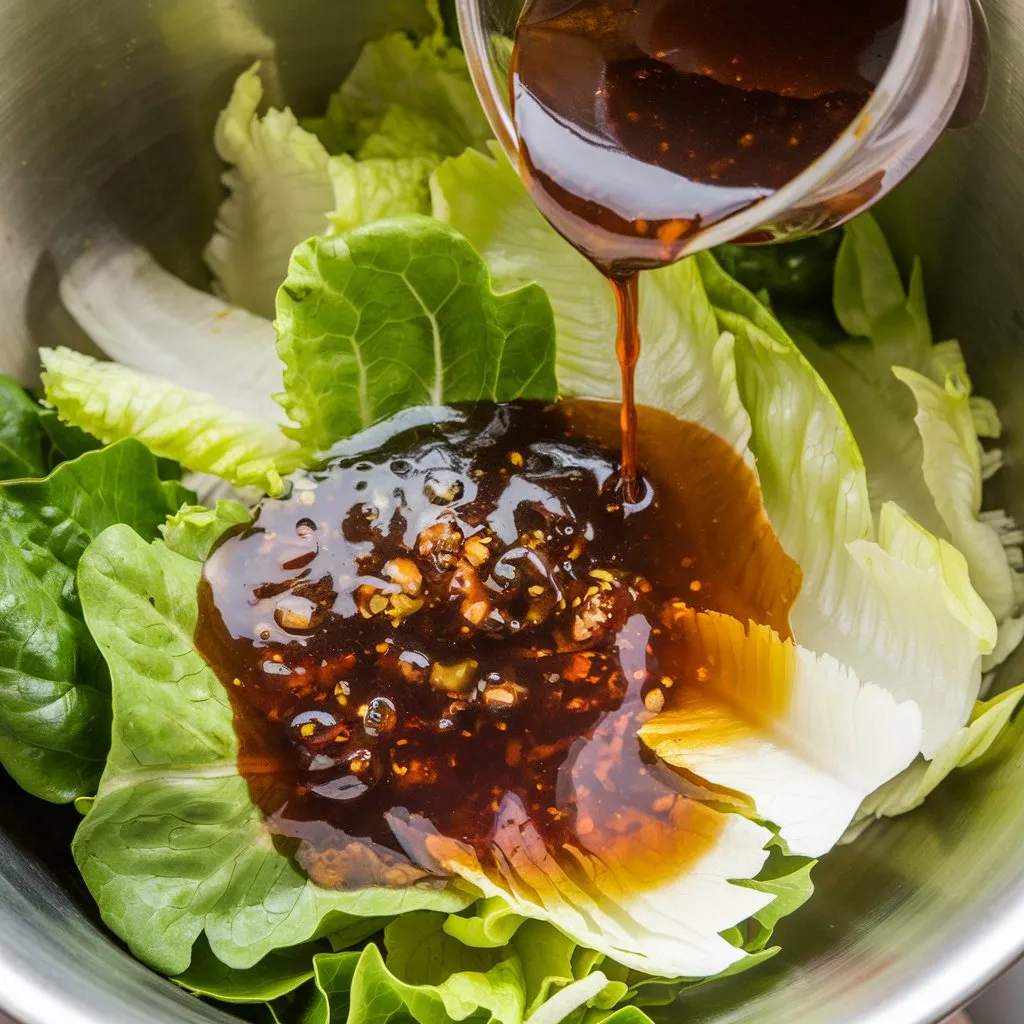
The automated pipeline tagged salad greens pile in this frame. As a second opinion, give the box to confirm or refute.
[1,2,1022,1021]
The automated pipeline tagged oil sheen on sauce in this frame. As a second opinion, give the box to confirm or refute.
[197,401,801,891]
[511,0,906,497]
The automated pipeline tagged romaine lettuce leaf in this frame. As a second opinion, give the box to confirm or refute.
[697,252,996,758]
[73,510,472,976]
[41,347,304,496]
[431,146,751,455]
[793,215,1022,655]
[0,439,188,802]
[638,610,921,857]
[206,64,335,319]
[0,376,47,480]
[433,143,993,761]
[59,241,286,424]
[275,216,557,453]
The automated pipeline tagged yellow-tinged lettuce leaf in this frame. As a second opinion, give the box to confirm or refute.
[850,681,1024,832]
[58,241,286,424]
[794,215,1023,660]
[639,609,921,857]
[41,347,304,496]
[697,252,996,758]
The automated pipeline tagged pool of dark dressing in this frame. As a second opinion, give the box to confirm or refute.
[196,400,800,891]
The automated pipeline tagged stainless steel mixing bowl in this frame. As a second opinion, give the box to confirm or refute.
[0,2,1023,1022]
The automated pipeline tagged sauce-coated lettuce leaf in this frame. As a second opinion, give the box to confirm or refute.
[0,439,188,802]
[275,217,557,454]
[73,510,471,976]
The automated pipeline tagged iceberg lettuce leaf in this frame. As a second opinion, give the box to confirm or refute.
[275,216,557,454]
[72,513,470,975]
[794,215,1022,655]
[639,609,922,857]
[853,681,1024,828]
[41,347,304,496]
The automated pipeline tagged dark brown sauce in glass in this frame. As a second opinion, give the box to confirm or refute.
[511,0,905,498]
[196,401,800,890]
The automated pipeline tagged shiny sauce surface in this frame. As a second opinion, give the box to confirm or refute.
[197,402,800,890]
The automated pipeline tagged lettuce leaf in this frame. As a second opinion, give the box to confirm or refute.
[59,241,286,424]
[851,681,1024,830]
[275,216,557,453]
[434,143,993,761]
[793,215,1022,653]
[0,439,188,802]
[173,937,323,1004]
[306,27,490,160]
[40,347,304,496]
[697,252,995,758]
[327,154,439,236]
[206,64,335,319]
[73,510,471,975]
[0,376,47,480]
[431,146,751,455]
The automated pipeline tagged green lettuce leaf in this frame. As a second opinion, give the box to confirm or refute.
[696,251,995,758]
[713,233,841,311]
[792,215,1022,653]
[443,896,526,950]
[37,410,102,465]
[172,937,323,1004]
[307,27,489,160]
[431,145,752,454]
[158,500,251,561]
[206,63,334,319]
[40,347,304,496]
[285,921,524,1024]
[0,439,187,802]
[73,511,470,975]
[275,216,557,453]
[327,154,439,236]
[0,376,47,480]
[852,681,1024,830]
